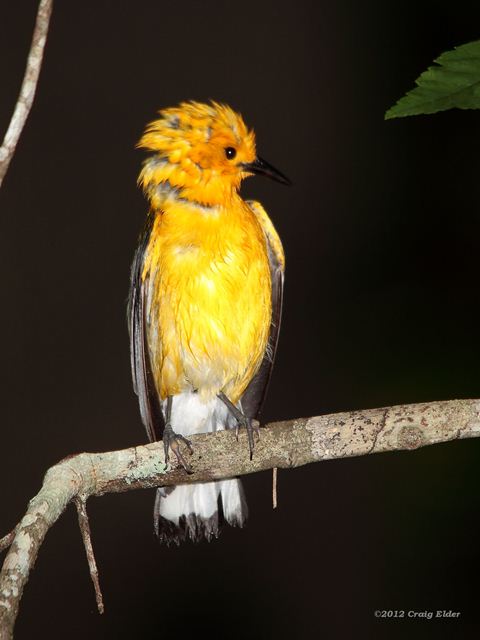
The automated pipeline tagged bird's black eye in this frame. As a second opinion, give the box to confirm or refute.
[225,147,237,160]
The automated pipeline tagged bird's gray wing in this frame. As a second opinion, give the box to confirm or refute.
[241,200,285,420]
[127,213,164,442]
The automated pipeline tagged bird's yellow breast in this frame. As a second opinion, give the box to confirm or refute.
[142,197,272,403]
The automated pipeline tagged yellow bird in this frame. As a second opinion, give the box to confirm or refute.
[128,101,289,544]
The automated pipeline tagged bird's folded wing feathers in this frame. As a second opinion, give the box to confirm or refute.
[127,213,164,442]
[241,200,285,419]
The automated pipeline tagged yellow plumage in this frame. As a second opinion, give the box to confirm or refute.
[142,196,272,403]
[137,101,282,404]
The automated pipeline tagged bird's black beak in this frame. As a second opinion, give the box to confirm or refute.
[241,157,291,186]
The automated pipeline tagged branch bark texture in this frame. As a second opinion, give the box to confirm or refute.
[1,398,480,638]
[0,0,53,187]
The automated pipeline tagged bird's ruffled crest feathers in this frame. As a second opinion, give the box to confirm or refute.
[138,101,254,152]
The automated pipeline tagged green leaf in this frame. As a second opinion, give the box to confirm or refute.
[385,39,480,119]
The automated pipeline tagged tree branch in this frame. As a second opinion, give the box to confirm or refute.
[1,398,480,638]
[0,0,53,188]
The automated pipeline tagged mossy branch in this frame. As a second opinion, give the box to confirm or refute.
[1,398,480,638]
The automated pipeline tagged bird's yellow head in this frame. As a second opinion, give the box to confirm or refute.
[138,101,290,208]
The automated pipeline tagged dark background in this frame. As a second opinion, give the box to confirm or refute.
[1,1,480,638]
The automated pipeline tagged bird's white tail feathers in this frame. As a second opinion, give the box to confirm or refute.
[154,392,248,544]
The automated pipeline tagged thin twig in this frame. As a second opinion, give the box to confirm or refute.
[0,531,15,554]
[1,398,480,639]
[272,467,278,509]
[74,498,104,615]
[0,0,53,188]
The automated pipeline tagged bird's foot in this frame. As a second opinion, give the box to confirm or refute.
[163,423,193,473]
[235,417,260,459]
[217,392,260,459]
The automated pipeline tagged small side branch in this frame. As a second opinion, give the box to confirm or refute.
[1,398,480,638]
[74,498,104,615]
[272,467,278,509]
[0,0,53,188]
[0,533,15,555]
